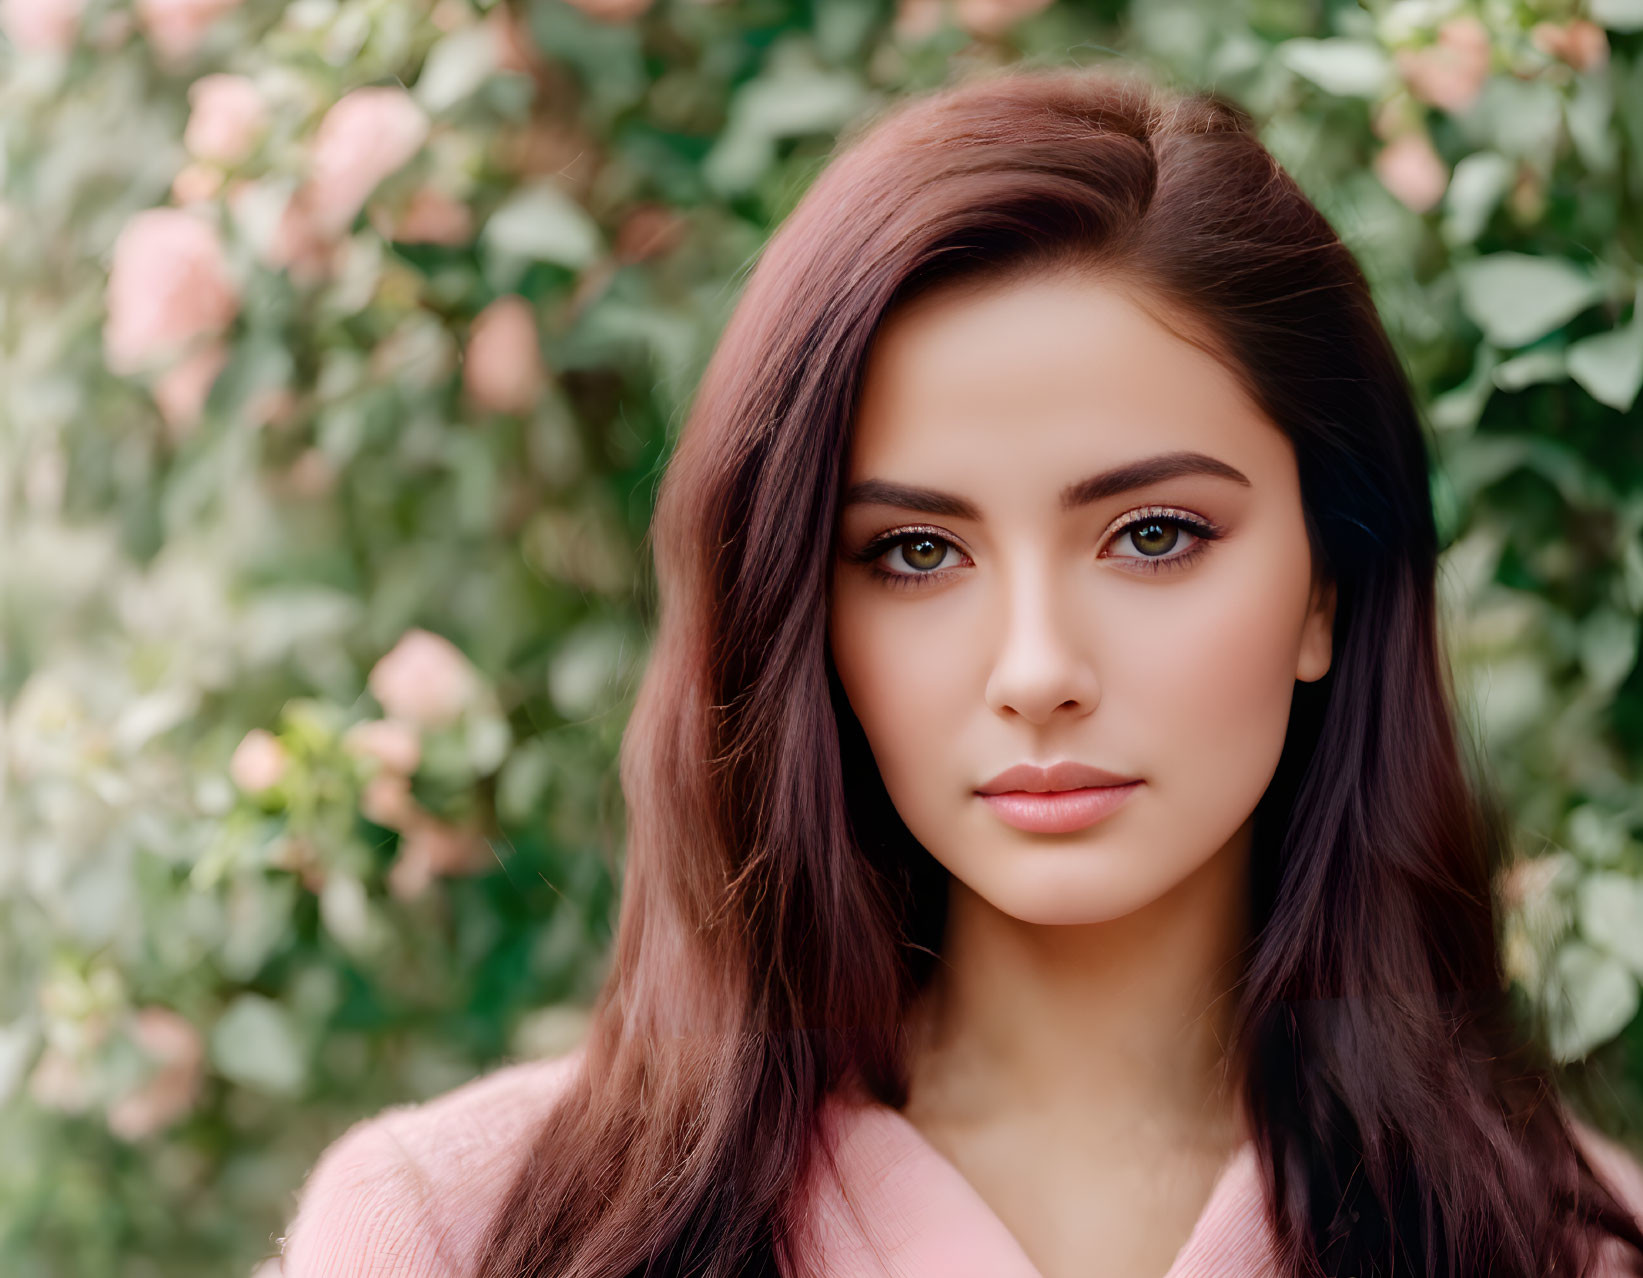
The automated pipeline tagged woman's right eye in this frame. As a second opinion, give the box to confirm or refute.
[850,528,968,589]
[883,534,960,575]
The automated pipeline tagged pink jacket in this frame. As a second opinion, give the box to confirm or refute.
[273,1046,1643,1277]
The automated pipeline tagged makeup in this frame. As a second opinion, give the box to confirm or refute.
[978,781,1142,834]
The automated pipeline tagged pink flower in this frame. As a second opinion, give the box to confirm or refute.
[487,3,536,71]
[361,772,419,831]
[614,203,686,263]
[184,73,266,166]
[892,0,943,40]
[1395,15,1491,115]
[28,1046,93,1112]
[104,208,237,376]
[1499,855,1565,911]
[304,87,429,238]
[367,629,478,728]
[134,0,240,63]
[170,162,221,206]
[152,340,228,438]
[342,718,422,775]
[0,0,84,52]
[388,816,492,901]
[264,196,336,284]
[463,295,545,415]
[106,1007,204,1141]
[383,185,473,245]
[560,0,650,22]
[1374,131,1449,213]
[953,0,1050,38]
[230,728,288,793]
[281,448,337,500]
[1530,20,1608,74]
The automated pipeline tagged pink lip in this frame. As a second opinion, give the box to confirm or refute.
[976,760,1139,795]
[979,782,1142,834]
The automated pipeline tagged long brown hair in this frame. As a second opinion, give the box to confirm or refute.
[473,63,1643,1278]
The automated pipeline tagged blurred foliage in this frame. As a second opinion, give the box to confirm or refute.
[2,0,1642,1272]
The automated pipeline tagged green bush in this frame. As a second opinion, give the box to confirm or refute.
[1,0,1640,1272]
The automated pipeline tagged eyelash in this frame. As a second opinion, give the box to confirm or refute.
[846,506,1225,592]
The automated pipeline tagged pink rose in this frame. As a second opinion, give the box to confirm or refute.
[229,727,288,792]
[361,772,419,831]
[1374,131,1449,213]
[28,1046,93,1112]
[304,86,429,238]
[104,208,238,376]
[152,340,228,439]
[892,0,943,40]
[383,185,473,245]
[134,0,240,63]
[1499,855,1565,911]
[954,0,1050,38]
[184,73,266,166]
[487,3,536,71]
[1395,16,1491,115]
[367,629,478,728]
[265,196,336,284]
[561,0,650,22]
[614,203,686,263]
[0,0,85,52]
[343,718,422,775]
[106,1007,204,1141]
[463,294,545,415]
[388,816,492,901]
[1530,20,1608,74]
[170,162,221,206]
[280,448,337,500]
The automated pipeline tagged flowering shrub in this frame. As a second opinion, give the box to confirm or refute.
[2,0,1641,1272]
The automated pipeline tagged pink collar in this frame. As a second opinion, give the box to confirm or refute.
[803,1097,1278,1278]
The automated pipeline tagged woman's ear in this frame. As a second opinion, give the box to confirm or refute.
[1296,576,1336,683]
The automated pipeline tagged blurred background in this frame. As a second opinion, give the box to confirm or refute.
[2,0,1642,1273]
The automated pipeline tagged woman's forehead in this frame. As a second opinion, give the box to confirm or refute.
[854,274,1274,456]
[844,274,1288,511]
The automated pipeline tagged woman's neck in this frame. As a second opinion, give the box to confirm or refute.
[899,819,1256,1154]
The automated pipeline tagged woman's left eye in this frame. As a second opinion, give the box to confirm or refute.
[1101,509,1221,572]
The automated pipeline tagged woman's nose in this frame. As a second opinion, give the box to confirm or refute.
[980,564,1101,725]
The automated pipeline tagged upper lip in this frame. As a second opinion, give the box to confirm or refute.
[976,761,1140,795]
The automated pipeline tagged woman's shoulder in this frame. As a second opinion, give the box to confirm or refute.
[275,1043,588,1277]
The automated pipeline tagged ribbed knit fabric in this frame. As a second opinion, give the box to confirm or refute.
[272,1044,1643,1278]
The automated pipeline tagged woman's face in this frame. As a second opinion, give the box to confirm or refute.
[827,270,1335,926]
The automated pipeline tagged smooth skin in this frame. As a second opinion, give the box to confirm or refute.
[827,270,1336,1278]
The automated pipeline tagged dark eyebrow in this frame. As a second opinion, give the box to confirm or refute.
[840,450,1252,520]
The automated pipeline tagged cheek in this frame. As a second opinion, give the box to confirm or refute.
[827,586,969,791]
[1124,543,1310,805]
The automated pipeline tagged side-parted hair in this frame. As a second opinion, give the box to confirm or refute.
[474,63,1643,1278]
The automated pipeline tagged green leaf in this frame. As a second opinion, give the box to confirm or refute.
[1441,151,1513,247]
[416,27,500,114]
[483,181,603,268]
[1277,38,1392,98]
[1544,939,1640,1061]
[1568,322,1643,413]
[1590,0,1643,31]
[1568,805,1629,866]
[1454,254,1605,347]
[1578,872,1643,976]
[1427,343,1501,432]
[1492,346,1566,391]
[1578,606,1641,697]
[210,994,306,1096]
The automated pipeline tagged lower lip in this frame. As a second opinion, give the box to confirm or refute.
[978,782,1142,834]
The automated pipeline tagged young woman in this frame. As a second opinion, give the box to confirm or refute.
[278,64,1643,1278]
